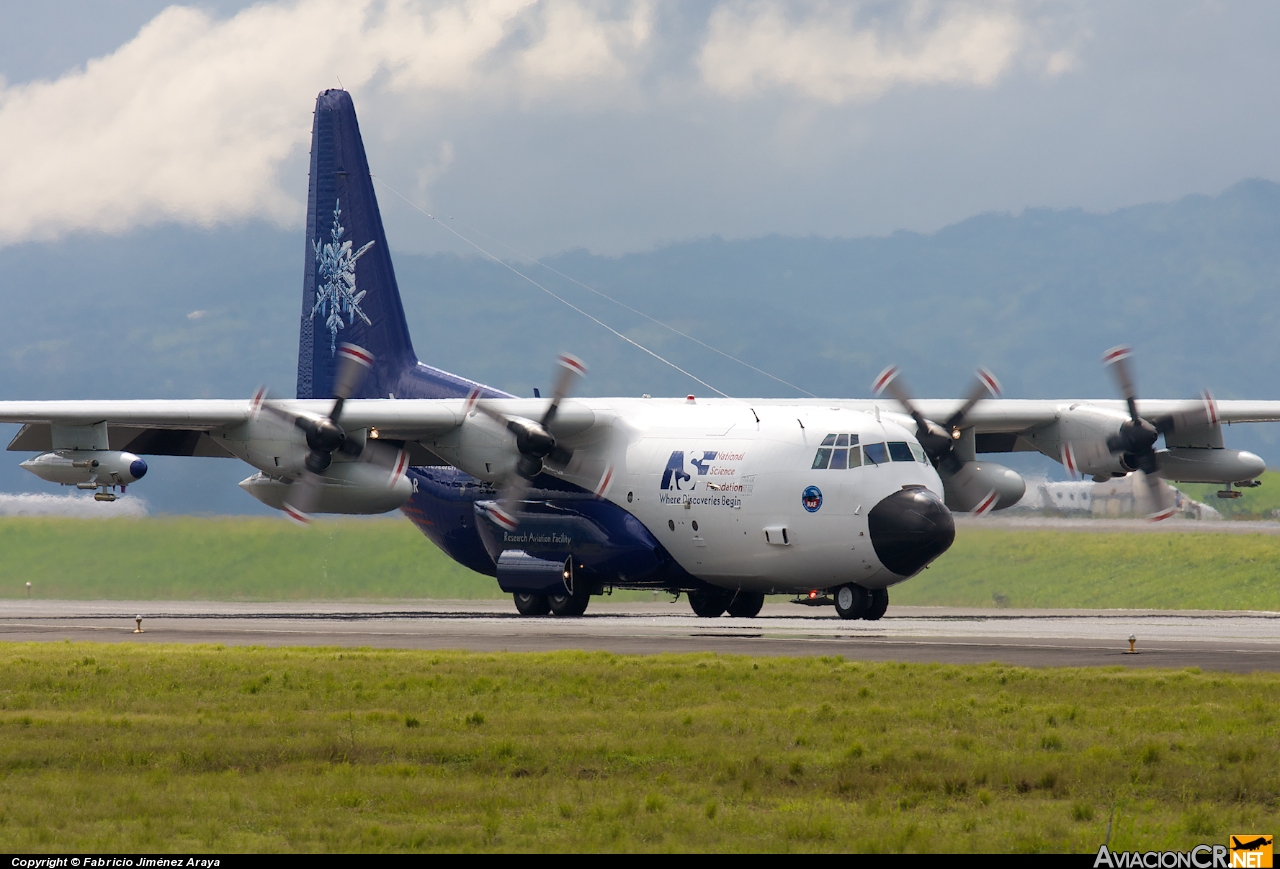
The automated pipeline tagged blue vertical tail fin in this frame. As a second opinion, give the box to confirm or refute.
[298,89,508,401]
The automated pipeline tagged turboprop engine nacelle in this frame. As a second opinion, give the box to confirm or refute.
[1155,448,1265,484]
[20,450,148,488]
[239,462,413,515]
[941,460,1026,513]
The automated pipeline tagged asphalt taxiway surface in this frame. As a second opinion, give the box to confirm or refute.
[1,600,1277,671]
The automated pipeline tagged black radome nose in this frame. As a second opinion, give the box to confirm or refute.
[868,487,955,577]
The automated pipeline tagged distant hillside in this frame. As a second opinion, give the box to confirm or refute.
[2,179,1278,512]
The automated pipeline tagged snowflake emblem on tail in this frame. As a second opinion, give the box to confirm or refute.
[312,199,375,355]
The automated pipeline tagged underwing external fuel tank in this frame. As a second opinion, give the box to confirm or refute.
[20,450,148,501]
[21,450,147,487]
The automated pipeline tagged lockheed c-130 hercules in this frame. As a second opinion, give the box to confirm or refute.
[4,90,1279,621]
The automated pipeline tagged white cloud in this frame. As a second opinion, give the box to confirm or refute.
[0,0,652,244]
[699,1,1026,103]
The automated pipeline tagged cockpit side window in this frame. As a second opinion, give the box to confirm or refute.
[863,442,888,465]
[848,445,862,467]
[834,434,848,447]
[909,442,929,464]
[820,433,837,447]
[888,442,914,462]
[811,448,832,469]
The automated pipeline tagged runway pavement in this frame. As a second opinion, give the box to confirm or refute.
[1,599,1278,671]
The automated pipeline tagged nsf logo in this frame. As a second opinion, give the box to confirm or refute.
[1094,835,1272,868]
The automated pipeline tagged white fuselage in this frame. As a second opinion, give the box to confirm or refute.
[431,398,946,593]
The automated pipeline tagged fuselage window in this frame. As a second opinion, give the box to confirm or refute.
[812,448,832,469]
[848,445,862,467]
[835,433,849,447]
[829,448,848,469]
[909,442,928,464]
[863,442,888,465]
[888,442,914,462]
[820,433,837,447]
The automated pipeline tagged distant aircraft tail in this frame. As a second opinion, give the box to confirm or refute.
[297,89,508,401]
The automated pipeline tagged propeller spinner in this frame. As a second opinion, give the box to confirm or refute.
[254,343,405,523]
[872,366,1001,473]
[470,353,587,530]
[1099,345,1217,521]
[873,366,1006,513]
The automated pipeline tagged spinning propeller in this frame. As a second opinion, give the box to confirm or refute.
[872,366,1001,473]
[252,343,407,524]
[1099,345,1217,521]
[872,366,1004,514]
[468,353,587,530]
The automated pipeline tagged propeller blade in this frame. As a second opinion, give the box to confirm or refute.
[362,440,410,486]
[1061,443,1080,480]
[872,366,927,429]
[944,368,1001,431]
[594,464,615,499]
[971,489,999,517]
[1131,470,1176,521]
[872,365,963,464]
[329,343,374,420]
[488,474,533,531]
[1103,345,1140,421]
[1164,390,1219,434]
[332,344,374,401]
[469,396,507,425]
[283,469,325,526]
[541,353,587,428]
[250,385,268,418]
[546,445,574,469]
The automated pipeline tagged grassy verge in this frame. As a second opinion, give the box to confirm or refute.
[0,644,1274,852]
[3,516,1280,609]
[896,528,1280,611]
[0,516,501,601]
[1179,470,1280,520]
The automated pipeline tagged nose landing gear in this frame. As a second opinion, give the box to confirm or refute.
[834,584,888,621]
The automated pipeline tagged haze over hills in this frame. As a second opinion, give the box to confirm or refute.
[3,179,1278,514]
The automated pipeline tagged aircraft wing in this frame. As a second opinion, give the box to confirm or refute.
[0,398,605,457]
[0,398,467,457]
[835,398,1280,431]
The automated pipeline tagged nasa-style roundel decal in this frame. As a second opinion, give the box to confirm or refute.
[802,485,823,513]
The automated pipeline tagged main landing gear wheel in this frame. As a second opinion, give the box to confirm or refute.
[688,589,730,618]
[726,592,765,618]
[863,588,888,621]
[549,587,590,617]
[834,584,870,620]
[513,592,551,616]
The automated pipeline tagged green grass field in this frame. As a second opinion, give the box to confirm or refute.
[894,527,1280,611]
[0,643,1274,852]
[1180,470,1280,520]
[1,516,1278,610]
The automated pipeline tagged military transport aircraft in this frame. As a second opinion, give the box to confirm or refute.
[4,90,1279,621]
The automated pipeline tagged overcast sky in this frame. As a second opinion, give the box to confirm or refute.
[3,1,1279,256]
